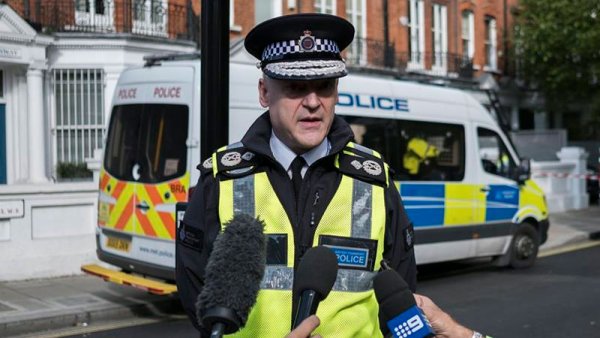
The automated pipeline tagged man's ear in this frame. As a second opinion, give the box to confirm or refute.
[258,78,269,108]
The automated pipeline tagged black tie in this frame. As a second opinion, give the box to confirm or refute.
[290,156,306,200]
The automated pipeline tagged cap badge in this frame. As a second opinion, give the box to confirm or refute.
[299,30,316,52]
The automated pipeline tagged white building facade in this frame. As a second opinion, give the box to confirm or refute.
[0,3,196,280]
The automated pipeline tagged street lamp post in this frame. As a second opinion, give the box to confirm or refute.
[200,0,230,161]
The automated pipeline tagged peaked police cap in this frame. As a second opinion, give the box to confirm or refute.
[244,13,355,80]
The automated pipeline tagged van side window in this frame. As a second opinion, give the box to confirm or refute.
[477,127,516,179]
[342,116,465,181]
[104,104,189,183]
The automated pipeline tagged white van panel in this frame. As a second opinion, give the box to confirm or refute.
[415,240,475,264]
[112,66,195,105]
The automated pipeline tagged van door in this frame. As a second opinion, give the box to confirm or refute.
[100,103,189,265]
[474,126,520,255]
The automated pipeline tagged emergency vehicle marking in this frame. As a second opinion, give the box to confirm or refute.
[99,170,189,241]
[144,185,176,239]
[153,86,181,98]
[337,92,409,112]
[117,88,137,100]
[115,195,134,230]
[135,207,157,237]
[100,173,110,191]
[398,182,525,227]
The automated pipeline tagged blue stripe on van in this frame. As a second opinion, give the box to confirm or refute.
[400,184,445,227]
[486,185,519,221]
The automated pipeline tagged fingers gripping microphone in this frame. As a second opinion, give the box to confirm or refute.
[291,246,338,330]
[196,214,266,338]
[374,270,435,338]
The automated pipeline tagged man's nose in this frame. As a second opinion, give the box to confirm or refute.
[302,92,320,110]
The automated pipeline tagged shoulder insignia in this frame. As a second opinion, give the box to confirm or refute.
[337,144,388,187]
[214,145,261,178]
[196,156,214,175]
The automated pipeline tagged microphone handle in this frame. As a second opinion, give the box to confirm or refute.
[292,290,321,329]
[209,322,225,338]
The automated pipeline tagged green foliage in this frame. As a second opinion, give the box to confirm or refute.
[56,162,92,180]
[516,0,600,114]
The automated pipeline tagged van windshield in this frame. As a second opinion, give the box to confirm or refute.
[104,104,188,183]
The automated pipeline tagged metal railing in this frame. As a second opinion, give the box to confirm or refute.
[345,37,475,79]
[11,0,198,42]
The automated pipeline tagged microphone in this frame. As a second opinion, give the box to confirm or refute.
[374,269,435,338]
[291,246,338,329]
[195,214,266,338]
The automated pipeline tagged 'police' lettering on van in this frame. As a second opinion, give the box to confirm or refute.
[118,88,137,100]
[154,86,181,98]
[337,92,409,112]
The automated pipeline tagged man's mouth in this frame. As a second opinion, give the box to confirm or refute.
[299,117,322,128]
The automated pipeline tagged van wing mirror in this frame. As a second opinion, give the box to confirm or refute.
[515,158,531,185]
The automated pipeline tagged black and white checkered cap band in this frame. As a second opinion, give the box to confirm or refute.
[261,38,340,61]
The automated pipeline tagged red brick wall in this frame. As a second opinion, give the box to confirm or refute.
[230,0,256,39]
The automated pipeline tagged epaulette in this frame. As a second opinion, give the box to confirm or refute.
[197,156,214,176]
[211,143,261,179]
[336,142,389,187]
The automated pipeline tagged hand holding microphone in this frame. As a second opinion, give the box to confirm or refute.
[413,294,479,338]
[374,269,435,338]
[195,214,266,338]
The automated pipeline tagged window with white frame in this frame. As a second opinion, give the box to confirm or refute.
[51,69,105,178]
[230,0,242,31]
[255,0,283,24]
[461,10,474,60]
[345,0,366,65]
[485,16,497,69]
[408,0,425,67]
[315,0,336,14]
[133,0,167,36]
[74,0,114,30]
[431,3,448,70]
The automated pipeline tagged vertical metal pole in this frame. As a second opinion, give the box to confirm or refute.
[382,0,390,67]
[201,0,230,161]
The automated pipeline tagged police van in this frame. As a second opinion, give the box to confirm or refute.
[82,53,549,294]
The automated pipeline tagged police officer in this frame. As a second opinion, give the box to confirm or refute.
[176,13,416,337]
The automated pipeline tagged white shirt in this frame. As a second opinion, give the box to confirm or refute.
[269,131,331,179]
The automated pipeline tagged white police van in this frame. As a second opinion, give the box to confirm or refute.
[82,52,549,294]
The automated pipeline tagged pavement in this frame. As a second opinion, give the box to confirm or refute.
[1,206,600,338]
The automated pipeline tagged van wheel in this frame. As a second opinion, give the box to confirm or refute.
[508,223,540,269]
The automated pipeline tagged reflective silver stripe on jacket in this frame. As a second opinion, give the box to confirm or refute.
[259,266,375,292]
[233,175,255,216]
[351,179,372,239]
[351,142,374,155]
[230,155,375,292]
[260,266,294,290]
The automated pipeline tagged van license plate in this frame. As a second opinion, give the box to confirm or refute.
[106,237,131,252]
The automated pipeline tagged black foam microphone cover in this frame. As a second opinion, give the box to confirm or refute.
[373,269,416,322]
[292,246,338,329]
[195,214,266,336]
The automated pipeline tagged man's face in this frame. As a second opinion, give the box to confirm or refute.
[259,76,338,154]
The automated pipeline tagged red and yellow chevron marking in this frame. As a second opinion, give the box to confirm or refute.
[98,169,190,240]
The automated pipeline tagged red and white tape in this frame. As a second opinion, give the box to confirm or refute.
[532,172,599,180]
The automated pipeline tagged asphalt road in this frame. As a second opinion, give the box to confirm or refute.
[63,243,600,338]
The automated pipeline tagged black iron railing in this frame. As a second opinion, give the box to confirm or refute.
[346,37,475,79]
[10,0,198,43]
